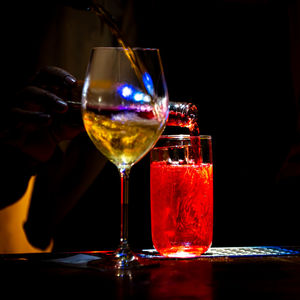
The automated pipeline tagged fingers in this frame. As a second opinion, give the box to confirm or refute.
[18,86,68,113]
[33,66,77,88]
[29,66,79,113]
[2,66,82,148]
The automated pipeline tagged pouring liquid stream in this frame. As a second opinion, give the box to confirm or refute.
[89,1,150,100]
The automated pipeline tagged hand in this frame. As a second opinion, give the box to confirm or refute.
[0,66,84,163]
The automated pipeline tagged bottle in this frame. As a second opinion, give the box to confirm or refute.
[167,102,199,135]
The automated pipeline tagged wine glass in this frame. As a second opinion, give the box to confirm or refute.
[81,47,169,269]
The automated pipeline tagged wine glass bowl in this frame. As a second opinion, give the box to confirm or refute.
[81,47,168,269]
[82,47,168,170]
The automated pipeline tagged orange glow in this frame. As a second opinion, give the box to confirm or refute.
[0,176,53,253]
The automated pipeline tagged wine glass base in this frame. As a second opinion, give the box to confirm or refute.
[87,249,160,272]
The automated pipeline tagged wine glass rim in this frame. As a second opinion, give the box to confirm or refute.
[160,135,212,140]
[92,46,159,51]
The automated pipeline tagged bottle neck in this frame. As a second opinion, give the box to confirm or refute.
[167,101,198,131]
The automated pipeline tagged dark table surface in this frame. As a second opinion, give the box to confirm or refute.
[1,246,299,299]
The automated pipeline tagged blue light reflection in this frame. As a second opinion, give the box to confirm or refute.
[142,72,154,96]
[117,72,154,103]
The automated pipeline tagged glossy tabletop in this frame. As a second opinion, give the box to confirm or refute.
[1,246,299,299]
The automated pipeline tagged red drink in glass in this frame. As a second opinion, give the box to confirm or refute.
[150,135,213,258]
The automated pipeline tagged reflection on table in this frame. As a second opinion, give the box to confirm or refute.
[1,246,299,299]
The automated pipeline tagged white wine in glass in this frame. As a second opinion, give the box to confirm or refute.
[81,47,169,269]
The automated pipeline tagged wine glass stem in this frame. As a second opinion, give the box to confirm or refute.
[119,167,131,250]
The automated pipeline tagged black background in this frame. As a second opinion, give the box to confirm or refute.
[1,1,299,252]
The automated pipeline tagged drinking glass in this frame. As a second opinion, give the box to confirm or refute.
[81,47,168,269]
[150,135,213,258]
